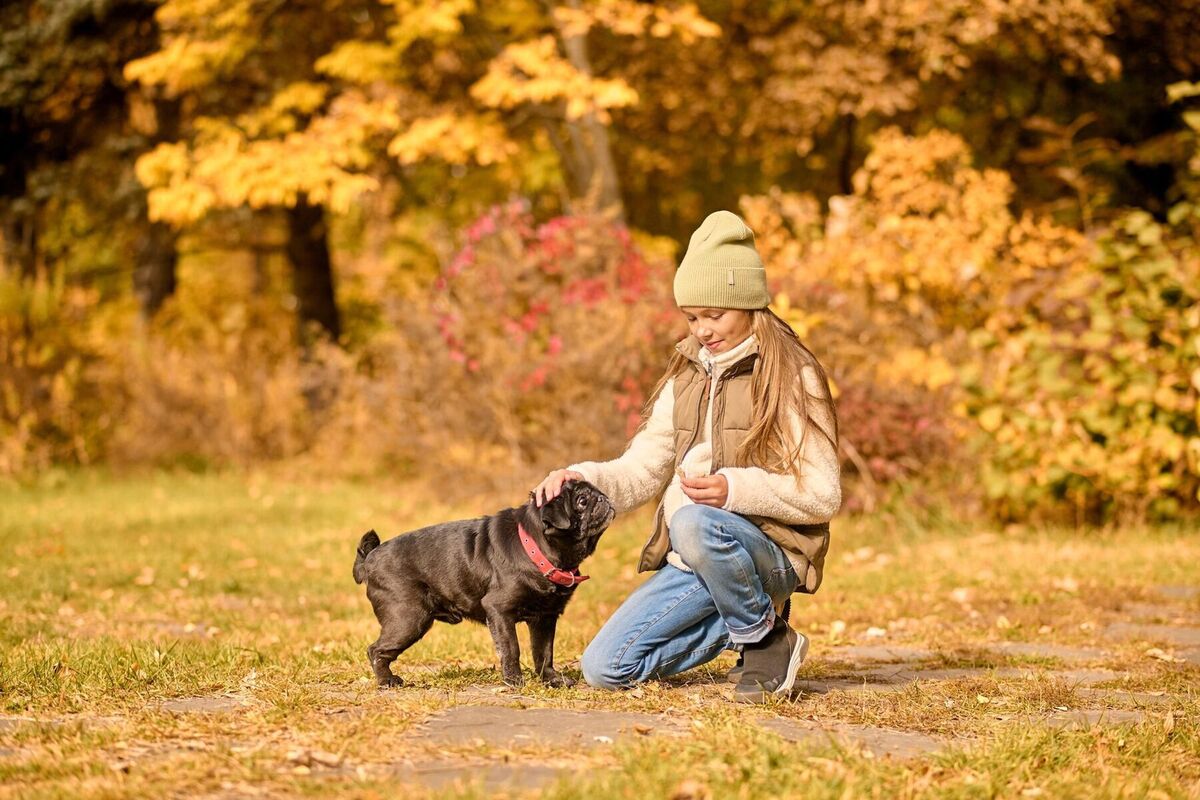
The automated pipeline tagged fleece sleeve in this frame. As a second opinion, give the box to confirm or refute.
[716,365,842,525]
[566,378,677,514]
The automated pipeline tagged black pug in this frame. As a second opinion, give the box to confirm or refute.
[352,480,615,688]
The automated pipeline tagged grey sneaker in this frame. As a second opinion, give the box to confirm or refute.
[733,618,809,703]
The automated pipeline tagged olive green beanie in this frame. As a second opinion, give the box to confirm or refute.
[673,210,770,309]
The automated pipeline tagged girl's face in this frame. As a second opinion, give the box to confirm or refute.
[679,306,753,354]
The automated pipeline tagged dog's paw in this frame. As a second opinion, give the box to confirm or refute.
[376,674,404,689]
[541,672,575,689]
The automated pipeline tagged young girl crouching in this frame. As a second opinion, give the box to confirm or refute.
[534,210,841,703]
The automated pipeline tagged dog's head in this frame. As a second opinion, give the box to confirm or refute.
[533,480,615,548]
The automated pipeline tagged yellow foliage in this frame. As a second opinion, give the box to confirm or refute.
[122,0,256,95]
[383,0,475,52]
[471,35,638,122]
[315,42,402,84]
[875,346,959,392]
[388,113,517,166]
[552,1,719,42]
[136,91,388,225]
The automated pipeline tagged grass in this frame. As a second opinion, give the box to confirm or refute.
[0,468,1198,798]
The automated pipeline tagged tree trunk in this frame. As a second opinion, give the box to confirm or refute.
[134,96,182,318]
[133,220,178,317]
[553,0,626,223]
[1,208,38,279]
[838,114,857,196]
[285,195,341,344]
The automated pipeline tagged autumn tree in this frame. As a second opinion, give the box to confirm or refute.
[0,0,180,317]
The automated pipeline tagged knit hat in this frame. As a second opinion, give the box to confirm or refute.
[673,210,770,309]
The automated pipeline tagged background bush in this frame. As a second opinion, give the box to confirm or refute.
[2,2,1198,524]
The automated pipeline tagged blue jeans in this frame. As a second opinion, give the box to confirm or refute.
[581,504,798,689]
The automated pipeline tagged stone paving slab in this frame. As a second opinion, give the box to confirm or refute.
[856,665,1117,685]
[0,714,123,732]
[0,717,37,733]
[1040,709,1149,730]
[1154,586,1199,601]
[159,696,251,714]
[416,706,687,749]
[824,645,935,663]
[805,665,1123,695]
[1122,603,1199,623]
[757,717,948,759]
[1075,688,1178,706]
[796,678,905,695]
[388,759,566,791]
[989,642,1110,662]
[1106,623,1200,647]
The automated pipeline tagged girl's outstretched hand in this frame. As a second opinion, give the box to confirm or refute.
[680,474,729,508]
[532,469,584,507]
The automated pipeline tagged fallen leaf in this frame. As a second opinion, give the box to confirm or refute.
[976,695,991,704]
[671,779,712,800]
[1164,711,1175,733]
[309,750,341,767]
[865,626,887,638]
[1051,576,1079,594]
[1145,647,1184,663]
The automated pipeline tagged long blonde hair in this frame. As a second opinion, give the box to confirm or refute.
[642,308,839,483]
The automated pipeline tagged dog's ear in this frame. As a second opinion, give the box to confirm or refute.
[540,492,574,532]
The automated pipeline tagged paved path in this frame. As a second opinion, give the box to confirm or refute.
[2,583,1196,792]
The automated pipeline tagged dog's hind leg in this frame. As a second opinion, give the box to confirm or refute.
[368,613,432,688]
[529,615,573,688]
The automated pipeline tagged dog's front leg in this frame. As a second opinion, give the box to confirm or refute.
[482,599,523,687]
[529,615,573,688]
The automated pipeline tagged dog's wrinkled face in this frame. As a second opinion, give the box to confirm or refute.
[537,480,615,543]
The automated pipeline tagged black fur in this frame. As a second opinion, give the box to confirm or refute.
[353,530,380,584]
[353,480,614,688]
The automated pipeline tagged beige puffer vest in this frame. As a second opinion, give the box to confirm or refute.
[636,335,831,593]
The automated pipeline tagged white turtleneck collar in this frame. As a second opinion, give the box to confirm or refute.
[698,333,757,376]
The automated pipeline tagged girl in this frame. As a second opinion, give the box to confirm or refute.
[533,210,841,703]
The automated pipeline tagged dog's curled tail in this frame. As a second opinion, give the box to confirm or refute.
[353,530,381,584]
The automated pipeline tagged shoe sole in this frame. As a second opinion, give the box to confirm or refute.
[734,632,809,703]
[773,631,809,697]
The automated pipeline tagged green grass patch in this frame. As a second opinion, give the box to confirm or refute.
[1,469,1197,797]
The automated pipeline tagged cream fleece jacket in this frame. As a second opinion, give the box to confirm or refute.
[568,335,842,571]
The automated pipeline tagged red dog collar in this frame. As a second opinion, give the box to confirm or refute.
[518,523,590,588]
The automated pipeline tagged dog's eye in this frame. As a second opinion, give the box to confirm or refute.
[576,496,587,509]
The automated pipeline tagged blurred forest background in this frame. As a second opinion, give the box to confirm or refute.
[2,0,1198,525]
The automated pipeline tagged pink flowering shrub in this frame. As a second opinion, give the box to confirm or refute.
[427,200,678,474]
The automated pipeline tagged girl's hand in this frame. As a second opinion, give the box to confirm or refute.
[680,474,728,508]
[532,469,584,507]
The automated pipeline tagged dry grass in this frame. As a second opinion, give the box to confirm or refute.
[1,469,1198,798]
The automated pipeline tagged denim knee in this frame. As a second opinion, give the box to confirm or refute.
[580,639,633,690]
[668,504,723,568]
